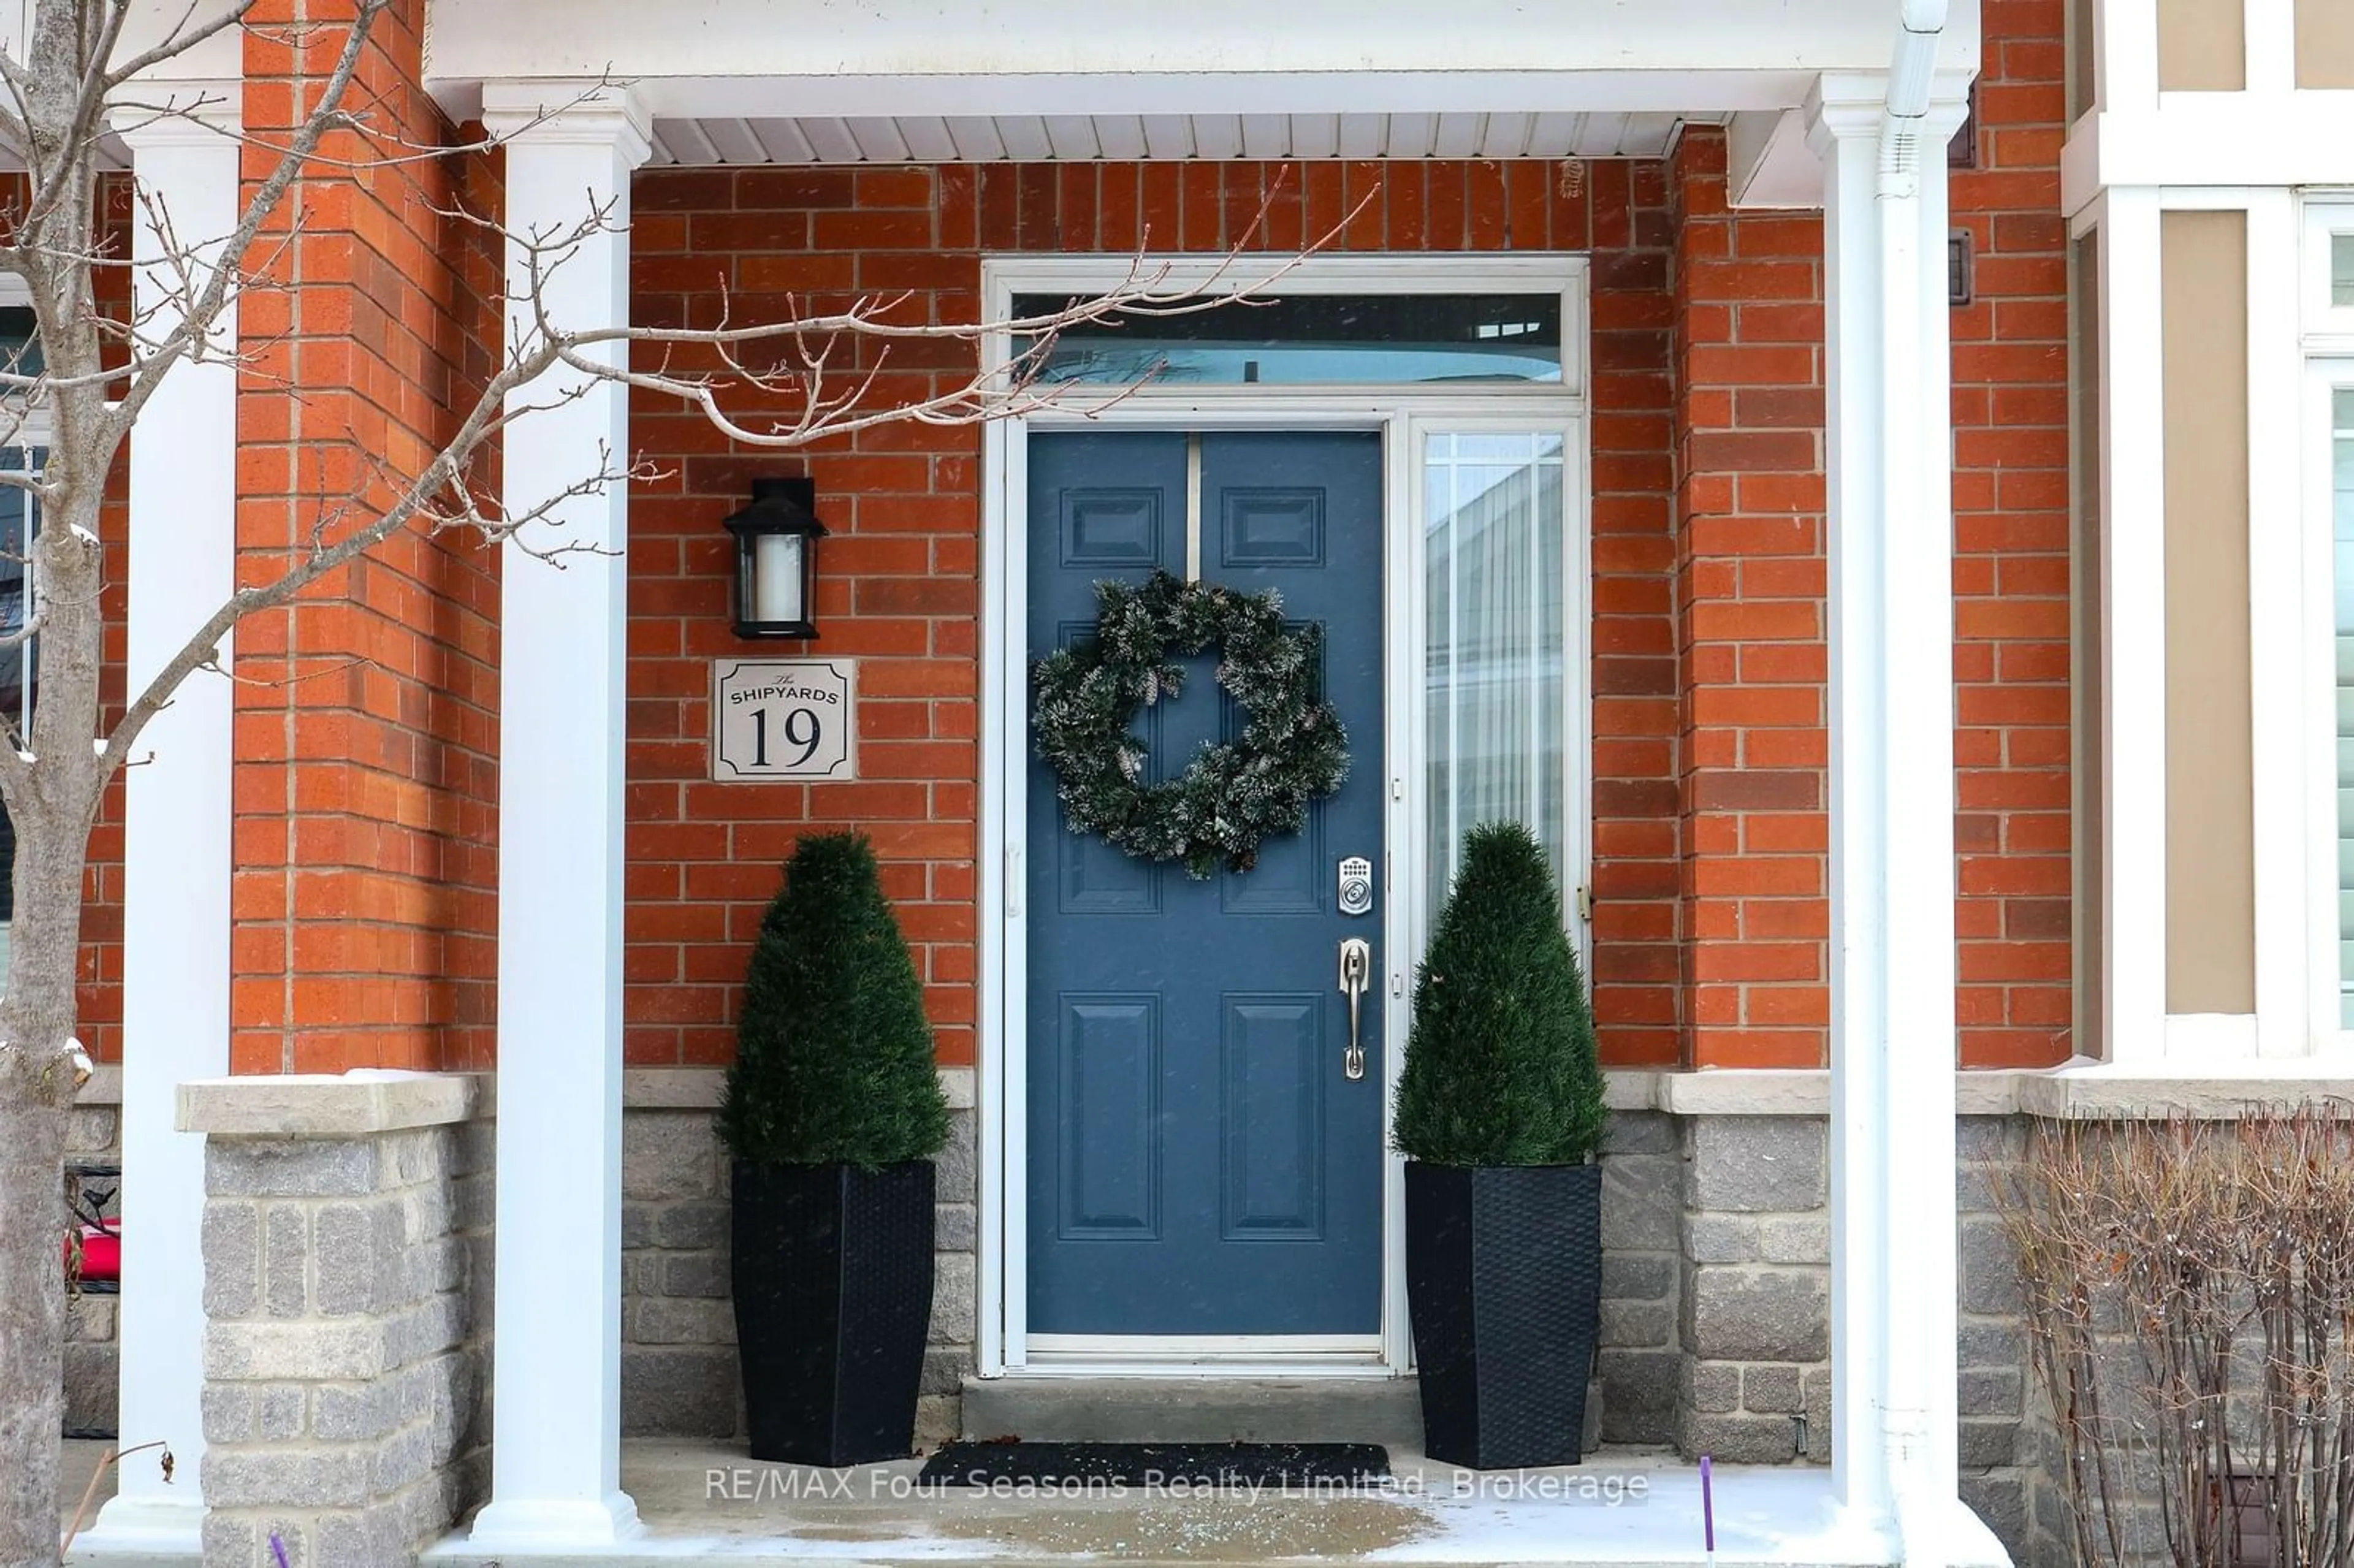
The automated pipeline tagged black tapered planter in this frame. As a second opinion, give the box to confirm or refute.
[1406,1160,1602,1470]
[732,1158,935,1466]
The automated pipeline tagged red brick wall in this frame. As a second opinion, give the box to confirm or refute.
[229,1,505,1073]
[74,178,134,1064]
[1953,0,2075,1067]
[623,159,1685,1069]
[172,4,2062,1077]
[1662,0,2072,1069]
[1,167,137,1063]
[1670,131,1831,1070]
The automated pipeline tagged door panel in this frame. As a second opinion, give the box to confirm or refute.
[1026,430,1385,1338]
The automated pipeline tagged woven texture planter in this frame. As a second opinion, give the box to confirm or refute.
[731,1159,935,1466]
[1404,1160,1602,1470]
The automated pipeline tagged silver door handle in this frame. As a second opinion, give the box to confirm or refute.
[1338,937,1371,1081]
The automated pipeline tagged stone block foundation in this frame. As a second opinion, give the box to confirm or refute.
[154,1068,2177,1567]
[184,1075,492,1568]
[64,1067,123,1438]
[619,1069,978,1445]
[609,1077,2055,1565]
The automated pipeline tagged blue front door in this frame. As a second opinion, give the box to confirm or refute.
[1026,430,1385,1337]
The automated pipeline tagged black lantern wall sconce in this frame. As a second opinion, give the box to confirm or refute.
[724,478,826,639]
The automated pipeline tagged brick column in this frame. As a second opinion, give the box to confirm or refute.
[183,1075,492,1568]
[1670,129,1832,1070]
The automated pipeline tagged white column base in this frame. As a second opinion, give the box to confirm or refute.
[1894,1493,2014,1568]
[465,1494,642,1553]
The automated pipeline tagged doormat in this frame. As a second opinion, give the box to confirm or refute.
[919,1441,1392,1490]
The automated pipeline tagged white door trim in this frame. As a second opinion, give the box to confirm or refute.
[977,253,1591,1377]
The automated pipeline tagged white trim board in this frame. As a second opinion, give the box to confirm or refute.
[977,253,1591,1379]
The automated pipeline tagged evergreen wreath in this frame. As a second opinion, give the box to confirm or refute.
[1032,569,1349,878]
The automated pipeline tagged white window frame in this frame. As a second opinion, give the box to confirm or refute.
[2303,356,2354,1051]
[974,253,1590,1378]
[2302,197,2354,1054]
[2306,202,2354,340]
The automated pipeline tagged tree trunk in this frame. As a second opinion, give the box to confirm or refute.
[0,798,104,1568]
[0,1064,72,1568]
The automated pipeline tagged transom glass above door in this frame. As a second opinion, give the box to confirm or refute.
[1015,293,1564,386]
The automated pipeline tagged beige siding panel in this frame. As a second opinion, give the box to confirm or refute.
[2161,210,2255,1017]
[2299,0,2354,87]
[2070,0,2097,114]
[2158,0,2248,89]
[2073,230,2105,1058]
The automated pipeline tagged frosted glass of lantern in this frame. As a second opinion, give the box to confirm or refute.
[753,530,804,625]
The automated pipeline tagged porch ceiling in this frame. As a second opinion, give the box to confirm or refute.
[644,110,1715,167]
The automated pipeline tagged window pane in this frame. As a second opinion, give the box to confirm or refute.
[1423,430,1567,913]
[2337,391,2354,1024]
[2336,237,2354,309]
[1017,294,1562,386]
[0,307,37,378]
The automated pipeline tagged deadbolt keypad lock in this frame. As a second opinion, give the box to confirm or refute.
[1337,856,1373,917]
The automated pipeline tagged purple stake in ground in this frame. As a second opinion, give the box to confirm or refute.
[1700,1455,1716,1553]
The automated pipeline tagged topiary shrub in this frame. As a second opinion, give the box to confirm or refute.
[719,831,950,1166]
[1393,820,1606,1168]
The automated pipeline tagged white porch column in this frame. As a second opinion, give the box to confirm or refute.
[467,82,650,1551]
[83,87,242,1554]
[1810,78,2009,1567]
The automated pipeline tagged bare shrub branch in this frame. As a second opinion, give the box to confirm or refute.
[1999,1108,2354,1568]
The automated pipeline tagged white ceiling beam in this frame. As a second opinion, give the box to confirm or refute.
[429,0,1968,94]
[435,68,1832,127]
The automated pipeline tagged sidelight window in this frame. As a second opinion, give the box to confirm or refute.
[1422,429,1571,912]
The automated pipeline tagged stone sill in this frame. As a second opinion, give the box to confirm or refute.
[1606,1060,2354,1119]
[142,1059,2354,1133]
[177,1070,484,1137]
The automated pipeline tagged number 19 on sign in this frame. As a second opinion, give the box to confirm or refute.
[712,658,858,782]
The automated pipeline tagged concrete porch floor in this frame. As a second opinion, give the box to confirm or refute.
[419,1439,1901,1567]
[61,1436,1912,1566]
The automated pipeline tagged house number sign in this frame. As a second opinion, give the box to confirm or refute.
[712,658,857,782]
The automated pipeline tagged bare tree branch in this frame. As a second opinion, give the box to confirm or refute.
[0,7,1357,1556]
